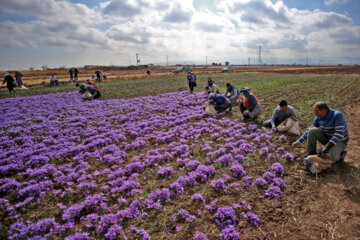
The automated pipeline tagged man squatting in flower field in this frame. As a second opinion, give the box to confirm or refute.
[205,77,221,95]
[263,100,298,131]
[237,87,261,120]
[208,92,231,113]
[292,102,349,173]
[224,83,240,112]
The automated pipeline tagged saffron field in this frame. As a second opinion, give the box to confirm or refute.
[1,72,359,239]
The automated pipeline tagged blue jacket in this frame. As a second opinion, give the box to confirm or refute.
[212,93,228,105]
[298,109,349,144]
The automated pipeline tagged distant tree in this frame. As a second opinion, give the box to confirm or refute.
[225,61,229,66]
[29,67,34,71]
[41,65,48,70]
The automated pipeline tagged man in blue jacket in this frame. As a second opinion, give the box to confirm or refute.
[292,102,349,164]
[208,93,231,113]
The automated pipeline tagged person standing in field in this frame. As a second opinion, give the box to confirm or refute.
[74,68,79,83]
[187,72,197,93]
[95,69,101,82]
[292,102,349,173]
[15,71,24,88]
[237,87,261,120]
[3,73,16,95]
[263,100,298,130]
[68,68,74,82]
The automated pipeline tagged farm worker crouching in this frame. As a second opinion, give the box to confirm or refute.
[50,74,59,86]
[87,79,101,93]
[205,77,220,94]
[208,93,231,113]
[79,83,101,100]
[237,87,261,120]
[263,100,298,131]
[187,72,197,93]
[3,73,16,96]
[224,83,240,111]
[206,82,221,95]
[292,102,349,174]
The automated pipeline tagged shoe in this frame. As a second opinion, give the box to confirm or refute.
[339,151,347,162]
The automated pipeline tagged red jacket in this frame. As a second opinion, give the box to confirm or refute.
[88,81,101,92]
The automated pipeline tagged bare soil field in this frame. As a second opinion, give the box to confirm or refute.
[1,65,359,87]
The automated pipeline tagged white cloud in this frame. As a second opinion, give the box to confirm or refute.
[0,0,359,69]
[324,0,347,6]
[102,0,143,17]
[163,4,193,23]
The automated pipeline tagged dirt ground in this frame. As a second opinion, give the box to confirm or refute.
[255,97,360,239]
[1,65,359,87]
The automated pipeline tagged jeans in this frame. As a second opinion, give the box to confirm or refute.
[307,127,347,162]
[189,82,196,92]
[215,101,231,112]
[240,103,261,119]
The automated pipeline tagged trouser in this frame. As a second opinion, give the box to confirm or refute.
[240,103,261,119]
[215,102,231,112]
[189,82,196,92]
[307,127,347,162]
[263,112,290,128]
[74,75,78,83]
[93,90,101,99]
[70,76,73,81]
[51,80,59,86]
[96,74,101,82]
[7,87,15,95]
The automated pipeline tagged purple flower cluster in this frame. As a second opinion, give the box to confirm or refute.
[172,209,197,223]
[156,166,174,177]
[229,164,246,178]
[194,232,208,240]
[0,90,296,239]
[129,225,151,240]
[214,207,240,239]
[240,212,260,226]
[210,178,228,192]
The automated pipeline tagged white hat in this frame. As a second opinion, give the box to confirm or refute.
[208,93,215,100]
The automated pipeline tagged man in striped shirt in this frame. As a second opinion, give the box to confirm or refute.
[292,102,349,162]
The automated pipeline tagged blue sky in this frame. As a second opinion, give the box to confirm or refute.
[0,0,359,70]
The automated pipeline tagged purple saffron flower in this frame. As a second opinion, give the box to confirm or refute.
[229,164,246,178]
[194,232,208,240]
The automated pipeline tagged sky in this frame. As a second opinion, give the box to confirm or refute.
[0,0,359,70]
